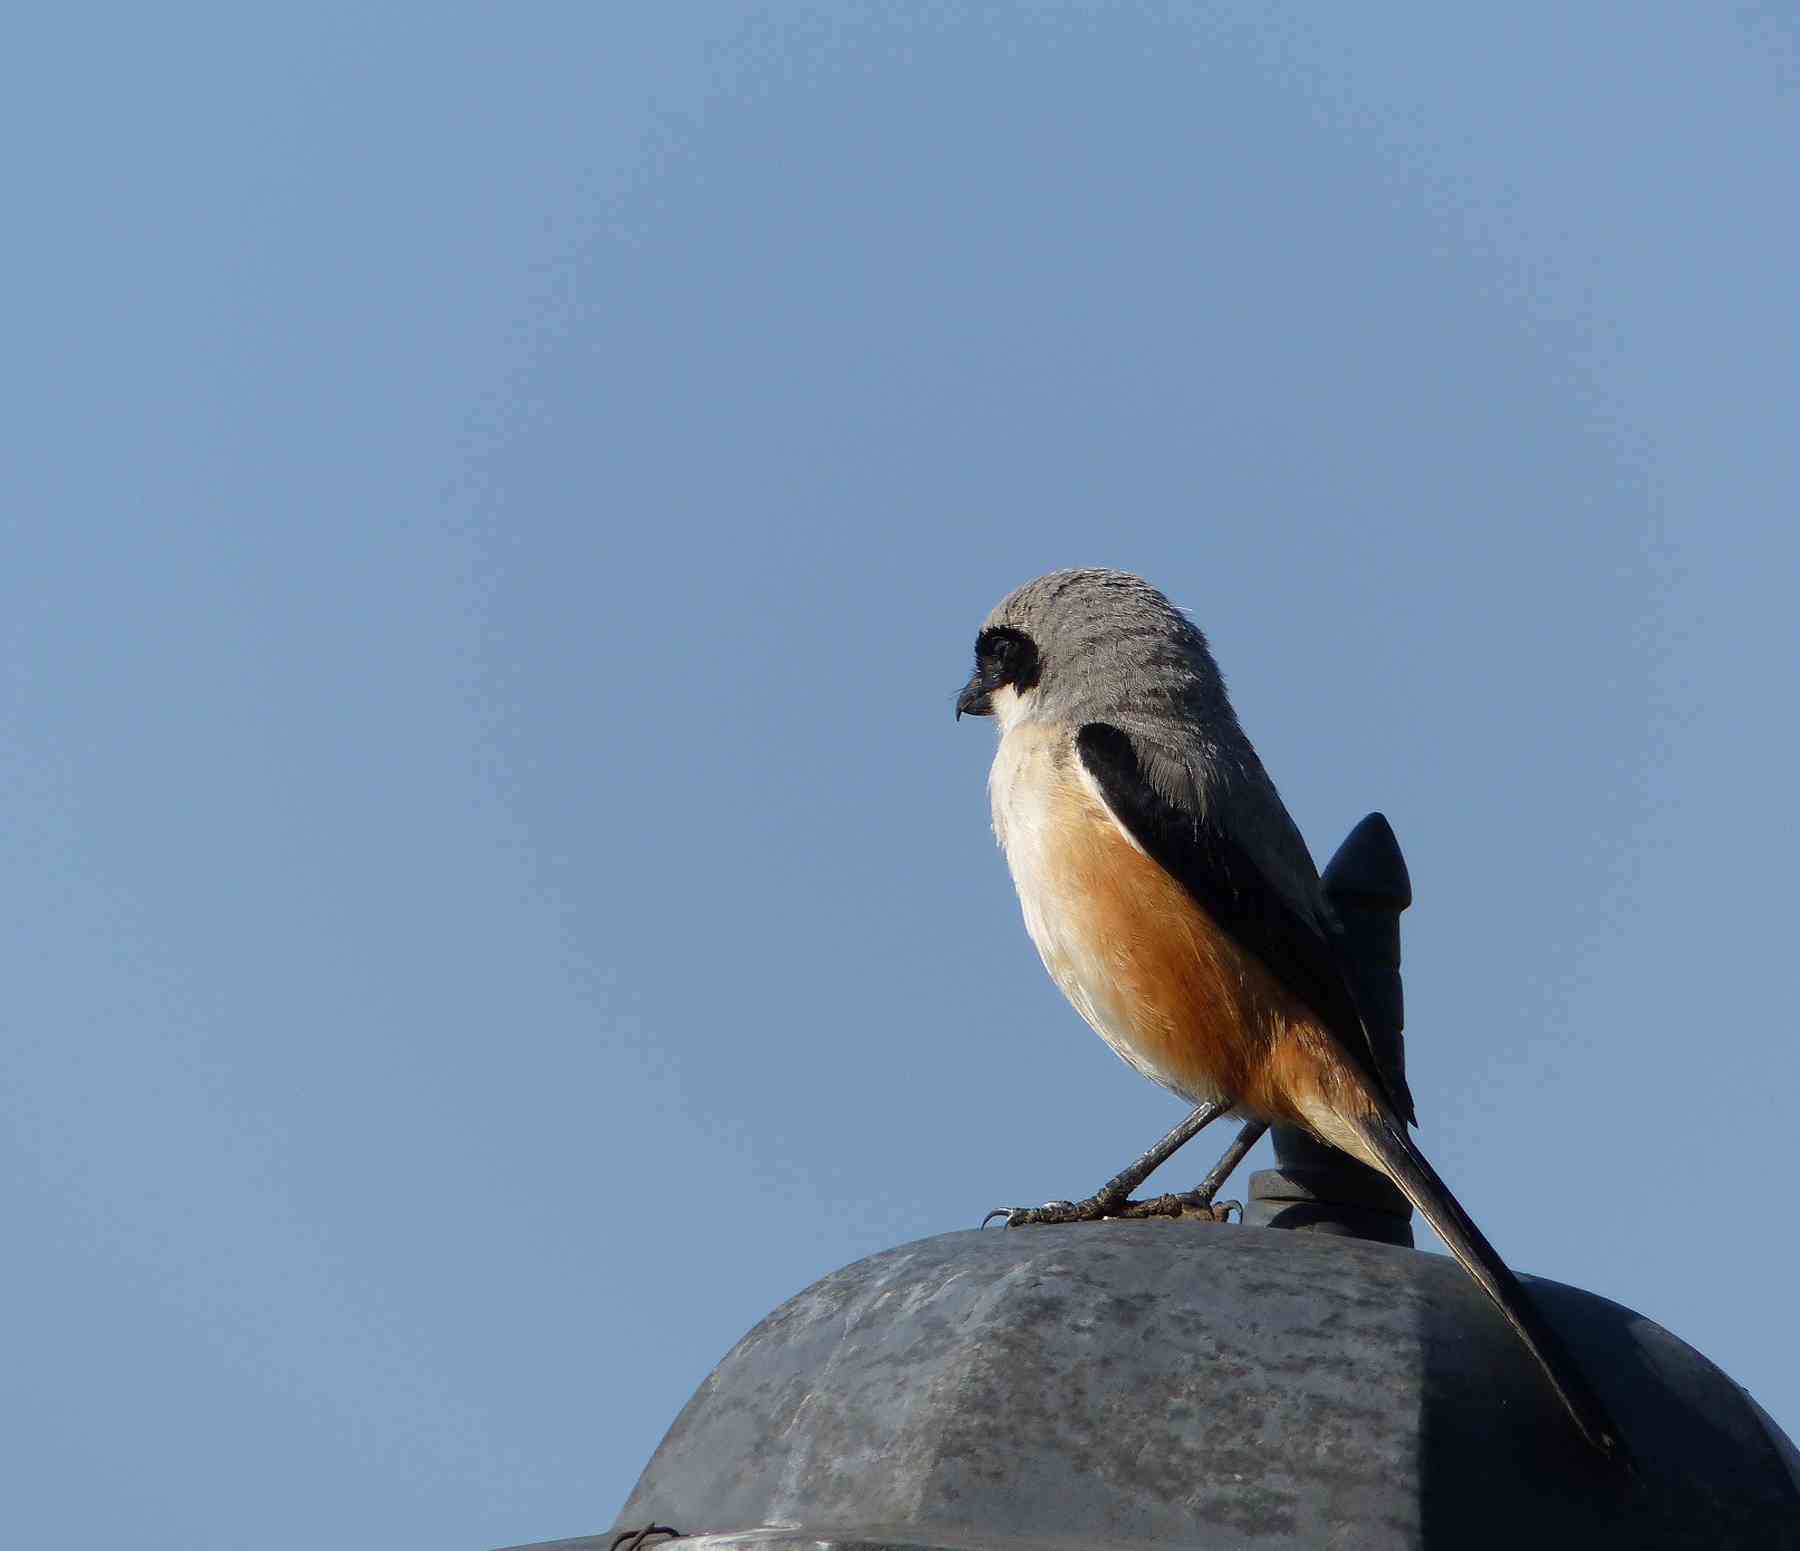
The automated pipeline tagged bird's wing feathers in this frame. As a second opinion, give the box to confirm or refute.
[1075,721,1416,1125]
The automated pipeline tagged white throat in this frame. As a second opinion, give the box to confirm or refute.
[990,682,1036,734]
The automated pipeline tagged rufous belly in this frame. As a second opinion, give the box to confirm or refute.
[989,721,1374,1143]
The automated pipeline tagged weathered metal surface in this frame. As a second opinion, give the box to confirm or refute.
[541,1222,1799,1549]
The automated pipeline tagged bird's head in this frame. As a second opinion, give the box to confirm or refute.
[955,567,1222,734]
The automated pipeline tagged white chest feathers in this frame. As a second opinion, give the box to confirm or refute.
[986,720,1182,1094]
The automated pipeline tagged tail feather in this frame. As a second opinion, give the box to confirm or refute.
[1355,1112,1629,1467]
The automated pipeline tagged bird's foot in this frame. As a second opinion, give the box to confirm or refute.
[1111,1189,1239,1223]
[982,1188,1238,1227]
[982,1192,1123,1227]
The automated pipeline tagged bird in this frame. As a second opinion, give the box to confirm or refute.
[954,566,1625,1465]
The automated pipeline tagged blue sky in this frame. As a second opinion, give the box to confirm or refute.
[6,7,1797,1547]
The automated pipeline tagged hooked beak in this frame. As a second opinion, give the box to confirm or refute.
[955,672,994,720]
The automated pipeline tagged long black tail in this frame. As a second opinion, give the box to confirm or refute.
[1355,1111,1629,1467]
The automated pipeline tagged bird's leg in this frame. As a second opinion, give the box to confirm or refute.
[1153,1118,1268,1215]
[984,1099,1232,1226]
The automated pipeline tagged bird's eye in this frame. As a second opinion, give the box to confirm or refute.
[974,626,1039,691]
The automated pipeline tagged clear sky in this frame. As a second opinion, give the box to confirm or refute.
[6,7,1798,1548]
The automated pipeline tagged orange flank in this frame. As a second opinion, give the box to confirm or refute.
[992,724,1376,1142]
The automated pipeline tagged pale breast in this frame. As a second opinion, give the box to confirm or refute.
[987,721,1242,1106]
[988,724,1122,1054]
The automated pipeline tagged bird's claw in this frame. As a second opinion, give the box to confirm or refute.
[982,1195,1120,1227]
[983,1190,1241,1227]
[1114,1190,1241,1222]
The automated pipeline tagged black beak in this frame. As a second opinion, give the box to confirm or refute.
[955,673,994,720]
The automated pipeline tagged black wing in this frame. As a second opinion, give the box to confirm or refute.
[1076,721,1415,1125]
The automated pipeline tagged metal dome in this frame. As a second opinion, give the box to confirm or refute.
[507,817,1797,1549]
[564,1219,1798,1550]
